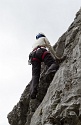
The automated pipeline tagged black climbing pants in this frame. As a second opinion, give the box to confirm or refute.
[29,47,59,98]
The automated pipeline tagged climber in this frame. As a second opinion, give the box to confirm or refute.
[28,33,61,99]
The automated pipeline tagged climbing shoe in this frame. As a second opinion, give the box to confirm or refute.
[45,71,55,83]
[30,90,37,99]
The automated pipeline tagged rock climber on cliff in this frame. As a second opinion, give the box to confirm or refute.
[28,33,63,99]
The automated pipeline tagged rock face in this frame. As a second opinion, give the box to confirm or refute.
[7,8,81,125]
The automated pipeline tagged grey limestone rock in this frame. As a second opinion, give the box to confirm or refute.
[7,8,81,125]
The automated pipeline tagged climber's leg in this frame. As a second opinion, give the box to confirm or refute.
[30,61,41,99]
[43,53,59,82]
[45,63,59,75]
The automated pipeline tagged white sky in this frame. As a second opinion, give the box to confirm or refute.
[0,0,81,125]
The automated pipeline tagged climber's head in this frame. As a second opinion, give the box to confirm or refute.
[36,33,45,40]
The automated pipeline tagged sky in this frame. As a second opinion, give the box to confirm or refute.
[0,0,81,125]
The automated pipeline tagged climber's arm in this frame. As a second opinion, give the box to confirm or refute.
[44,37,61,60]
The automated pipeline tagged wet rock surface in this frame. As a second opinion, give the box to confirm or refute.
[7,8,81,125]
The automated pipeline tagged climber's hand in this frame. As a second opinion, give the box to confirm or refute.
[56,55,66,64]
